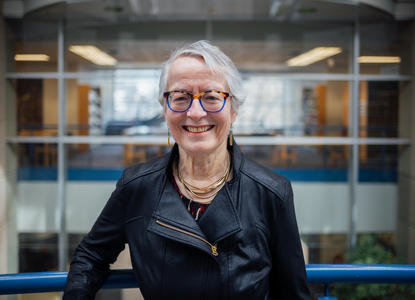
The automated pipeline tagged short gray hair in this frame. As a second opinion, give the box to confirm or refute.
[159,40,245,113]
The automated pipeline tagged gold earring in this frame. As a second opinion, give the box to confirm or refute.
[229,129,233,146]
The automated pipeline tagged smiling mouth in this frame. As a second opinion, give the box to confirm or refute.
[183,125,214,133]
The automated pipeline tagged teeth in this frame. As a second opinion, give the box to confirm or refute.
[186,126,211,133]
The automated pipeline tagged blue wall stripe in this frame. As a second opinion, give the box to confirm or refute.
[17,167,397,183]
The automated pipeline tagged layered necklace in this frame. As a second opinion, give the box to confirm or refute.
[176,154,231,201]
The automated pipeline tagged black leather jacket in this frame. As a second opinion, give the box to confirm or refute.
[64,143,310,299]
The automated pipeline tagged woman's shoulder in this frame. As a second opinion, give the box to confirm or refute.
[239,157,291,201]
[119,152,170,187]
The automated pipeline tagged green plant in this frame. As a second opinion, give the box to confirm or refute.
[332,234,415,300]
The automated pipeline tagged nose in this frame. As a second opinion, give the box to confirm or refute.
[186,98,207,119]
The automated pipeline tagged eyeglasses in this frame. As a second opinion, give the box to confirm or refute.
[164,90,230,113]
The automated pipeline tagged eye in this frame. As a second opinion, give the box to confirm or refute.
[203,92,223,101]
[174,96,188,101]
[171,92,190,102]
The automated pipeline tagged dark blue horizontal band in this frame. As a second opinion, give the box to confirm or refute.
[17,167,397,183]
[1,265,414,295]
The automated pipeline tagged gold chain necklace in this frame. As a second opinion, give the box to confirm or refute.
[177,154,231,200]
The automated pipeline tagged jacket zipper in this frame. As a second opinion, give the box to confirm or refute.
[156,219,218,256]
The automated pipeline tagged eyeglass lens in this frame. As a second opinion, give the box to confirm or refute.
[168,91,226,112]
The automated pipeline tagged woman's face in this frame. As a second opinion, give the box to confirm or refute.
[164,56,236,156]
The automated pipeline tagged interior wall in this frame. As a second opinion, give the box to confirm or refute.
[326,82,346,129]
[42,79,58,126]
[0,2,7,278]
[406,22,415,264]
[42,79,79,128]
[397,21,415,264]
[1,5,19,299]
[67,79,78,126]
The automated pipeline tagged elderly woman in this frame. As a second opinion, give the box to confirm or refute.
[64,41,310,299]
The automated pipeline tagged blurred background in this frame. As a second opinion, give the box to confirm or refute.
[0,0,414,299]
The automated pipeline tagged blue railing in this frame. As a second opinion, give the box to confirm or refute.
[1,265,415,299]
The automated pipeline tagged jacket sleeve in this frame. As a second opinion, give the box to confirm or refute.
[269,180,311,299]
[63,177,127,299]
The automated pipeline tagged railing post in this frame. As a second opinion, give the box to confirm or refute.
[317,284,338,300]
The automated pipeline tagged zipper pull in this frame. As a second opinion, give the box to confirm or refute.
[211,244,218,256]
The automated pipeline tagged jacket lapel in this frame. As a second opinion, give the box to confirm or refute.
[147,176,218,257]
[196,142,243,244]
[197,184,241,244]
[151,177,204,234]
[147,142,243,258]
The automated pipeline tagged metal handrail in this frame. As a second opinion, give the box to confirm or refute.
[0,264,414,295]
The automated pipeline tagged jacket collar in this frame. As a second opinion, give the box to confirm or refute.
[148,142,243,253]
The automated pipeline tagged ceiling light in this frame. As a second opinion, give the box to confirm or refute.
[14,54,50,61]
[287,47,342,67]
[69,45,117,66]
[358,56,401,63]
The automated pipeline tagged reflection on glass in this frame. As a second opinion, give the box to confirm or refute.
[359,81,402,138]
[113,70,161,121]
[239,145,351,265]
[16,143,58,274]
[360,21,411,75]
[66,78,111,136]
[236,78,349,137]
[67,143,169,172]
[5,20,58,72]
[330,233,415,299]
[359,145,397,183]
[356,145,400,264]
[64,19,352,73]
[11,79,58,137]
[19,233,58,272]
[17,143,58,178]
[240,145,348,176]
[214,22,352,74]
[65,144,169,244]
[65,75,351,138]
[301,233,347,264]
[64,23,193,72]
[65,70,164,136]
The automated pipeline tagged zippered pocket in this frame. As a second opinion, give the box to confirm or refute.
[155,219,218,256]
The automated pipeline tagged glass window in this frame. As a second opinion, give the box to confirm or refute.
[302,233,347,264]
[236,78,350,137]
[64,21,206,72]
[17,143,58,176]
[16,140,58,279]
[63,19,353,74]
[65,143,170,233]
[359,81,410,138]
[360,21,412,75]
[5,19,58,72]
[239,144,351,264]
[65,72,164,136]
[65,76,351,138]
[16,142,58,249]
[7,78,58,137]
[357,145,398,232]
[19,233,58,272]
[213,22,353,74]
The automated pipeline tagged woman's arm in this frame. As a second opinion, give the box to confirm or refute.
[269,180,311,299]
[63,179,127,299]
